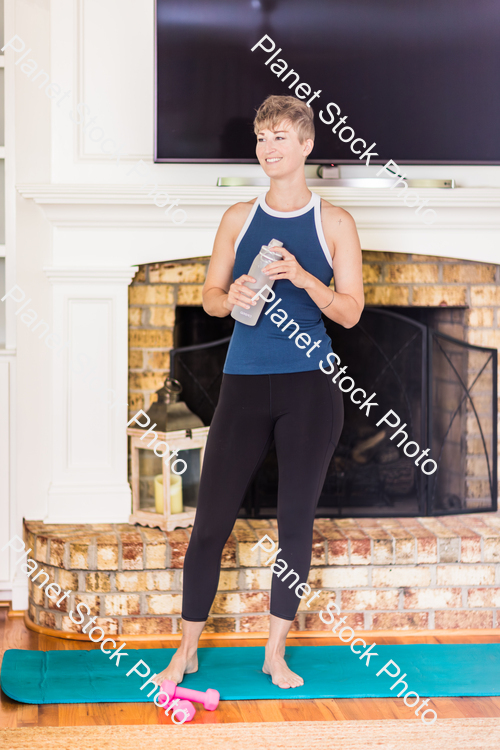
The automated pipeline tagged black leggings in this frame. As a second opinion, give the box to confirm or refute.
[181,369,344,622]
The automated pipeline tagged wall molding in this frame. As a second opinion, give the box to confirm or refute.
[17,183,500,207]
[74,0,149,164]
[45,271,132,524]
[44,266,138,282]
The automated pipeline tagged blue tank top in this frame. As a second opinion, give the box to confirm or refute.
[223,191,335,375]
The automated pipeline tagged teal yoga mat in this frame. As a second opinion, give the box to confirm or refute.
[2,644,500,704]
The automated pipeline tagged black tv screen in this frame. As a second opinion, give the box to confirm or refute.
[155,0,500,164]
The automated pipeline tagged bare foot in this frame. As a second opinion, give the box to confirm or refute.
[262,654,304,689]
[153,649,199,687]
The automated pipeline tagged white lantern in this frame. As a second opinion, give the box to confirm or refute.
[128,425,209,531]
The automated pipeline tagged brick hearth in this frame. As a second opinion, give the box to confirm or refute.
[24,514,500,636]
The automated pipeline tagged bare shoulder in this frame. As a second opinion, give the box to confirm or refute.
[222,198,257,227]
[320,199,357,233]
[319,199,360,262]
[216,198,257,244]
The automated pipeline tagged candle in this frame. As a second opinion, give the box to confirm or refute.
[154,473,183,514]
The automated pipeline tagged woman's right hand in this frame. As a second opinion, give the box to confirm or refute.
[223,275,258,311]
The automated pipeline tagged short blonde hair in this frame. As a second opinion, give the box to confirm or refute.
[253,95,315,144]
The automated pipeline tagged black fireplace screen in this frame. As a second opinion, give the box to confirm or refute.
[170,308,497,518]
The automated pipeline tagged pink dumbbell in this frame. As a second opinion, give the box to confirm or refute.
[166,698,196,723]
[161,679,220,711]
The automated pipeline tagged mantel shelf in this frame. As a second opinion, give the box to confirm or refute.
[16,183,500,208]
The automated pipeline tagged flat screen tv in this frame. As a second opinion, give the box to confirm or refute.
[155,0,500,164]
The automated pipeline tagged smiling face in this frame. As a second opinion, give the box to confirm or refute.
[256,120,314,179]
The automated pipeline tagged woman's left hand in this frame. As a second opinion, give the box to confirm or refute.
[263,247,311,289]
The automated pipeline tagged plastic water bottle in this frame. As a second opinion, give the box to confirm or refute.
[231,239,283,326]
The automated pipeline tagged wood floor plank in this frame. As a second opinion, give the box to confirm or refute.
[455,696,500,719]
[59,701,151,726]
[429,697,469,719]
[382,697,418,720]
[333,697,393,721]
[310,698,344,721]
[209,700,245,723]
[94,702,158,726]
[37,704,59,727]
[279,698,325,722]
[331,698,360,721]
[235,699,265,722]
[487,696,500,711]
[16,702,38,728]
[3,617,36,653]
[252,699,283,722]
[0,694,18,729]
[58,703,95,727]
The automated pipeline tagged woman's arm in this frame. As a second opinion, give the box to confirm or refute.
[202,201,259,318]
[304,204,364,328]
[263,202,364,329]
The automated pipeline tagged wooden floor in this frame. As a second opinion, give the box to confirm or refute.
[2,608,500,727]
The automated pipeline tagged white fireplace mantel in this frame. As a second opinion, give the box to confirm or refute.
[17,184,500,266]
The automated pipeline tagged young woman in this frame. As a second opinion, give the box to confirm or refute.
[154,95,364,690]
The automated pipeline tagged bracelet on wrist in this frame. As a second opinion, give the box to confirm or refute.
[319,289,334,310]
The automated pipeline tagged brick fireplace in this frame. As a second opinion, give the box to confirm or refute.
[128,251,499,513]
[20,248,500,638]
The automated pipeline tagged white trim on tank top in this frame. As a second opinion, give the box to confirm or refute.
[313,193,334,269]
[234,198,261,254]
[234,191,333,270]
[258,190,315,218]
